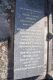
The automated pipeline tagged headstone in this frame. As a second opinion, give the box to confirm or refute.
[0,0,10,41]
[14,0,45,79]
[0,41,8,79]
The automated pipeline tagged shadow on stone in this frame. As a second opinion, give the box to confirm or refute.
[16,76,39,80]
[44,74,53,80]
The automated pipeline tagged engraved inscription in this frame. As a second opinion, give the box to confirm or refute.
[14,0,45,79]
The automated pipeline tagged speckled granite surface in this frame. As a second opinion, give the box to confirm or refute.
[0,41,8,80]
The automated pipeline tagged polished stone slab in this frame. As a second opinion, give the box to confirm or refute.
[14,0,45,79]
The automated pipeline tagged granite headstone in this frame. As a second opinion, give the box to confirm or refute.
[14,0,45,79]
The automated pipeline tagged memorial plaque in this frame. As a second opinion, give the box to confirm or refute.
[14,0,45,79]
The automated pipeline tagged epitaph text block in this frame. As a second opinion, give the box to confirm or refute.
[14,0,45,79]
